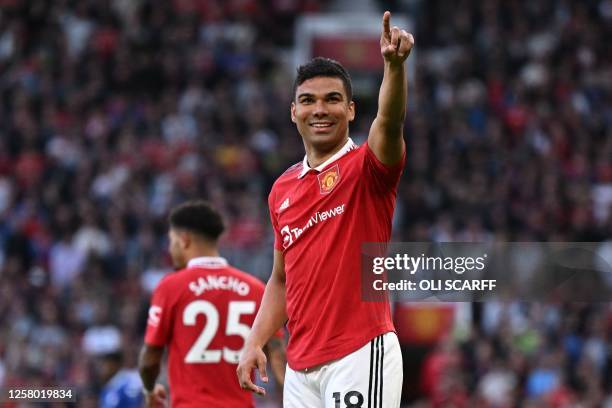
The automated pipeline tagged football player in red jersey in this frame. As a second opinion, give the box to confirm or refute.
[138,200,285,408]
[237,11,414,408]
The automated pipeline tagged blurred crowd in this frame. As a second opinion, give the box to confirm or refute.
[415,302,610,407]
[0,0,609,406]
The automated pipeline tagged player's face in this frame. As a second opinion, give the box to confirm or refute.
[95,356,119,385]
[168,229,187,269]
[291,76,355,152]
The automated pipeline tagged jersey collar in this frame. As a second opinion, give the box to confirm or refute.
[298,138,356,179]
[187,256,228,269]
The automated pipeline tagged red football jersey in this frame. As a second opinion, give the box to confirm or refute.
[268,138,405,370]
[145,257,265,407]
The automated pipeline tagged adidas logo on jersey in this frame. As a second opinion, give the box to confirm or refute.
[279,198,290,211]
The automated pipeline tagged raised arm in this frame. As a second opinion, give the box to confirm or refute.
[237,249,288,395]
[368,11,415,165]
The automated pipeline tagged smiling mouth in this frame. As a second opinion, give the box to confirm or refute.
[310,122,334,129]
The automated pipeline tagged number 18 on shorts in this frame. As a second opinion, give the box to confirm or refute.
[284,332,403,408]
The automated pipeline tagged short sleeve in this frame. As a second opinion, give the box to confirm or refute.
[268,189,283,251]
[144,279,174,347]
[362,142,406,194]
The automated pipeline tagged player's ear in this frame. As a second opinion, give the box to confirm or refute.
[179,231,191,249]
[290,101,297,123]
[348,101,355,122]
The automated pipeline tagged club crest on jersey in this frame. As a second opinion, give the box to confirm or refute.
[318,164,340,194]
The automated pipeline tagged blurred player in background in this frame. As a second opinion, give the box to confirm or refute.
[84,325,143,408]
[138,200,285,407]
[238,11,414,408]
[98,350,143,408]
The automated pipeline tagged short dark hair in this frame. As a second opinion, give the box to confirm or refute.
[292,57,353,101]
[100,351,123,363]
[169,200,225,241]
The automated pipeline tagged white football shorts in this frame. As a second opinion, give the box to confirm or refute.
[283,332,403,408]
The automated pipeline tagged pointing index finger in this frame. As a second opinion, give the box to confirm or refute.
[382,11,391,37]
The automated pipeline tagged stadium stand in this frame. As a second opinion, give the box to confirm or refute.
[0,0,609,406]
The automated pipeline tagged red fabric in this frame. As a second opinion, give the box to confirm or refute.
[546,385,576,407]
[487,78,505,112]
[15,152,45,188]
[504,105,529,135]
[312,36,382,71]
[145,262,267,408]
[0,153,13,175]
[394,304,455,345]
[421,347,466,406]
[93,28,118,56]
[268,142,405,370]
[225,217,264,249]
[141,139,172,170]
[421,351,446,397]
